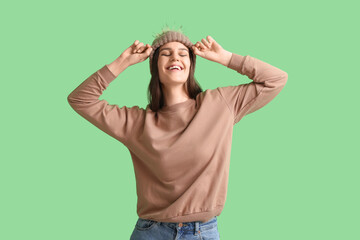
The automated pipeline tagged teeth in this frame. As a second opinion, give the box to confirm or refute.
[168,66,181,70]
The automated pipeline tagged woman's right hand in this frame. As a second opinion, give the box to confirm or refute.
[120,40,153,67]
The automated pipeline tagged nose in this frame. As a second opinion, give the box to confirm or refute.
[170,54,181,62]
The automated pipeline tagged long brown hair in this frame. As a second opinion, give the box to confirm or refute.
[146,45,203,112]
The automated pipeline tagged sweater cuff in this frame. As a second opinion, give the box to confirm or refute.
[97,64,117,85]
[226,53,246,73]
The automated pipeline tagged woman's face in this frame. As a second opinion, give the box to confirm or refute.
[157,42,191,87]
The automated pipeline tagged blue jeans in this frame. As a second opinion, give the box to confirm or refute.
[130,216,220,240]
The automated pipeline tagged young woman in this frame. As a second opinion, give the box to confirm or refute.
[67,29,288,240]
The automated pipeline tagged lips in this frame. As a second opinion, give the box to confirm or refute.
[167,68,182,71]
[167,65,183,70]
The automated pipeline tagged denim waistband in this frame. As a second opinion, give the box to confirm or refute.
[138,216,218,235]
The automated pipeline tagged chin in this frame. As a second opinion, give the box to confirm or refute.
[161,79,187,85]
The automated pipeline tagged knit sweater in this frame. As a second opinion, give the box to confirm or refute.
[67,53,288,223]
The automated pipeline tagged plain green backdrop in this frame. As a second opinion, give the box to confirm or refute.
[1,0,359,239]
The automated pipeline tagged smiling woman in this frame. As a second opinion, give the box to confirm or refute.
[154,42,193,107]
[67,25,288,240]
[147,30,203,111]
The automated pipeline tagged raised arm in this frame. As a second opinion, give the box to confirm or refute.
[67,40,152,145]
[217,53,288,124]
[192,35,288,124]
[67,56,135,145]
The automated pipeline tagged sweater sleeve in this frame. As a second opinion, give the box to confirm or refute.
[67,64,142,145]
[217,53,288,124]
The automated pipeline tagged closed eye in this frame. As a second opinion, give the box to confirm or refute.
[162,54,187,57]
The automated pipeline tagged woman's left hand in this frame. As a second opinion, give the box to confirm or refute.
[192,36,231,65]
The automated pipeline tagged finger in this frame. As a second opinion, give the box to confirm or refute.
[135,42,144,50]
[145,44,152,50]
[134,42,144,53]
[207,36,215,44]
[138,45,148,53]
[137,44,152,54]
[195,41,205,50]
[191,46,197,53]
[192,45,202,56]
[132,40,141,50]
[201,38,211,48]
[136,46,144,53]
[145,45,153,54]
[131,40,139,51]
[146,44,153,51]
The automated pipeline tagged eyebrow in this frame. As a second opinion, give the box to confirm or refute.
[159,48,189,52]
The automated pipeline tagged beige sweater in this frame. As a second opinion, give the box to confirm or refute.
[67,53,288,223]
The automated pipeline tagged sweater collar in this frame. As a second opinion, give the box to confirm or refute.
[158,98,195,113]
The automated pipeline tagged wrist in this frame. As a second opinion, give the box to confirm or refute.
[219,50,232,67]
[117,54,130,67]
[107,55,129,77]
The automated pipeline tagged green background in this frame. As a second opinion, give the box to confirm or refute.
[1,0,359,239]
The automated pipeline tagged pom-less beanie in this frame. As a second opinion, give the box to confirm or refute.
[149,29,194,71]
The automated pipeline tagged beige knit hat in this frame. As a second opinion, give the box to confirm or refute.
[149,28,194,71]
